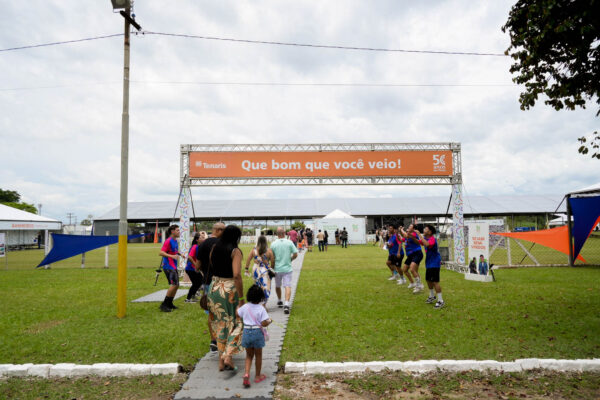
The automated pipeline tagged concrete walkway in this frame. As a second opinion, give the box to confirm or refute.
[175,251,306,400]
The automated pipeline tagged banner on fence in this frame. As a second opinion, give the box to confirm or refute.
[0,233,5,257]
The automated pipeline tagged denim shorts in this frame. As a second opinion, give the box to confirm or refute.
[242,328,265,349]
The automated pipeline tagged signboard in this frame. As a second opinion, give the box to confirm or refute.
[0,221,62,231]
[0,233,5,257]
[189,151,453,178]
[465,221,490,266]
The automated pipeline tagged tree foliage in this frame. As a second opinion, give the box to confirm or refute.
[0,189,20,203]
[502,0,600,159]
[290,220,306,230]
[2,202,38,214]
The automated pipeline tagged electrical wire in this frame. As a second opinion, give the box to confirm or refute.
[0,33,123,53]
[0,80,515,91]
[143,31,507,56]
[0,30,506,57]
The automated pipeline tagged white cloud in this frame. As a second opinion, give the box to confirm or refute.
[0,0,597,223]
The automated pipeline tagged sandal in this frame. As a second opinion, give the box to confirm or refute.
[254,374,267,383]
[243,374,251,388]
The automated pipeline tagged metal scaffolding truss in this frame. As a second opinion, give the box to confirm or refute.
[180,142,462,187]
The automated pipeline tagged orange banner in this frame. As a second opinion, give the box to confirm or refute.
[189,151,453,178]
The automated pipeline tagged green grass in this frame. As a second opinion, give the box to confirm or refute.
[342,370,600,399]
[0,244,255,370]
[0,375,187,400]
[280,245,600,364]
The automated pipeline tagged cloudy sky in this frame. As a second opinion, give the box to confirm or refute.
[0,0,597,223]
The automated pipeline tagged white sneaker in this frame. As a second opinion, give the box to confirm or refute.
[388,275,398,281]
[412,285,423,294]
[407,282,416,289]
[434,300,445,309]
[397,278,406,285]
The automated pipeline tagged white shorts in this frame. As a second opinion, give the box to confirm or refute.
[274,271,293,288]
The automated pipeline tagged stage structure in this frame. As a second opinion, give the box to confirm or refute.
[178,143,465,267]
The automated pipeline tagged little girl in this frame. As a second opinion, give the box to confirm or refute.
[236,285,272,388]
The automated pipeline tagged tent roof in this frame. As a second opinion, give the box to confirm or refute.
[0,203,60,223]
[95,194,566,221]
[568,182,600,196]
[323,209,354,219]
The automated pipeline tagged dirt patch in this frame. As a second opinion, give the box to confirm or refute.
[273,370,600,399]
[24,319,66,334]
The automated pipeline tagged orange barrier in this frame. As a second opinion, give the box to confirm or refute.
[492,226,586,263]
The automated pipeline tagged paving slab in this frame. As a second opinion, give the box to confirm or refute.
[132,289,189,303]
[175,251,305,400]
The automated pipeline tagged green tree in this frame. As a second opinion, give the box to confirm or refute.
[80,214,93,226]
[0,189,20,203]
[502,0,600,159]
[290,220,306,230]
[3,202,37,214]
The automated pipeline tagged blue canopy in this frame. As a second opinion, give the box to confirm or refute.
[36,233,146,268]
[569,195,600,260]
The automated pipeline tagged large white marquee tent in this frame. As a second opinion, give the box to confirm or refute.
[0,204,62,248]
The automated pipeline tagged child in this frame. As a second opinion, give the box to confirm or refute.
[415,224,445,309]
[236,285,272,388]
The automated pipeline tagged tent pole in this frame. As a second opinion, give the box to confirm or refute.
[566,194,574,267]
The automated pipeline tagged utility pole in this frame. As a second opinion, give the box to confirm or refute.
[67,213,74,226]
[111,0,141,318]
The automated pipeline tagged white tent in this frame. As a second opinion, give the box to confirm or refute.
[0,204,62,248]
[314,209,367,245]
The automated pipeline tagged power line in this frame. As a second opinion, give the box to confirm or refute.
[130,80,515,88]
[0,80,516,91]
[0,33,123,53]
[143,31,507,57]
[0,30,507,57]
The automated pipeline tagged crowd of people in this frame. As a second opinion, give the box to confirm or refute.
[158,223,298,388]
[285,226,348,251]
[379,223,445,309]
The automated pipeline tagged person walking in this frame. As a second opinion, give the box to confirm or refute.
[287,228,298,248]
[374,229,380,246]
[323,230,329,252]
[340,227,348,248]
[244,235,275,308]
[185,232,203,303]
[198,222,226,352]
[317,229,325,252]
[158,224,181,312]
[400,224,424,293]
[305,228,314,252]
[478,255,488,275]
[207,225,245,372]
[237,284,272,388]
[270,227,298,314]
[415,225,445,309]
[335,229,340,245]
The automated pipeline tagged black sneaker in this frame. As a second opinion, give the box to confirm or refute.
[434,300,445,309]
[284,305,290,314]
[170,303,178,310]
[425,296,436,304]
[159,303,172,312]
[277,300,283,308]
[210,341,218,352]
[184,298,197,303]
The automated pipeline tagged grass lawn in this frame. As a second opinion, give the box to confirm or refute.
[0,244,255,370]
[281,245,600,364]
[275,370,600,399]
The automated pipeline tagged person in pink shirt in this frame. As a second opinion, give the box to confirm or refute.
[287,229,298,247]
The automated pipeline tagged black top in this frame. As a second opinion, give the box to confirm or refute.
[198,237,218,282]
[210,244,239,279]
